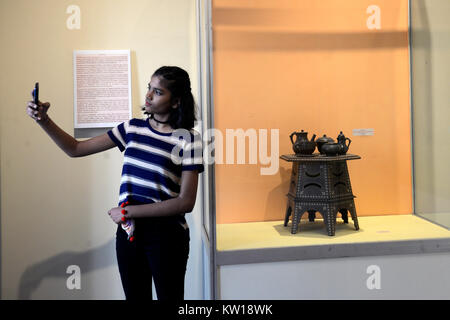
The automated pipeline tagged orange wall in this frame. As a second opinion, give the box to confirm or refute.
[212,0,411,224]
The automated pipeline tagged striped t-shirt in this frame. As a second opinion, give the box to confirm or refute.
[107,118,204,207]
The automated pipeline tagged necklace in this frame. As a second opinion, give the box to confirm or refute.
[150,113,170,124]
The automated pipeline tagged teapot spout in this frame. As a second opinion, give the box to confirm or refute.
[311,134,316,142]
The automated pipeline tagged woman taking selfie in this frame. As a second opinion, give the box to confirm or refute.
[26,66,204,300]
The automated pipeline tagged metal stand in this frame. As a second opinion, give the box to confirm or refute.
[281,154,361,236]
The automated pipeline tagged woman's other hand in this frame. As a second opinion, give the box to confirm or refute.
[108,207,130,224]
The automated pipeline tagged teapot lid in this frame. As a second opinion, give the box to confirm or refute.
[316,134,334,142]
[337,131,346,139]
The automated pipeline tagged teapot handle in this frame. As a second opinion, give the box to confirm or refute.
[290,132,296,145]
[345,137,352,147]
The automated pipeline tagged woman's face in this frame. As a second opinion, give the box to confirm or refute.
[144,76,178,116]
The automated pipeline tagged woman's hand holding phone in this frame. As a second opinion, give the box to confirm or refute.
[27,83,50,123]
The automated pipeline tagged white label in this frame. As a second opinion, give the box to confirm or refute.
[353,128,375,136]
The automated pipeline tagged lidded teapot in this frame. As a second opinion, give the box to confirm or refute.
[321,131,352,156]
[290,130,316,155]
[316,134,335,154]
[336,131,351,155]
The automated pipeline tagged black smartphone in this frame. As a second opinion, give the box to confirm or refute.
[33,82,39,104]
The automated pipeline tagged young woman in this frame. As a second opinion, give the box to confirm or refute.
[26,66,204,300]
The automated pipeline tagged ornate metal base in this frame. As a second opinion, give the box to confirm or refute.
[284,197,359,236]
[281,154,361,236]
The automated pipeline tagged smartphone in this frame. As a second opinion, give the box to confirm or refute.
[33,82,39,105]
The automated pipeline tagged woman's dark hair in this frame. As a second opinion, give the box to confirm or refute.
[145,66,197,130]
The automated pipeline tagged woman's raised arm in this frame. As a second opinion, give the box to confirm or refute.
[27,101,116,157]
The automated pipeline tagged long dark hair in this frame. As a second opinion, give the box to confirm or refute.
[143,66,197,130]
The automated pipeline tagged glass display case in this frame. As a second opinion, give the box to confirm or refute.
[411,0,450,229]
[198,0,450,299]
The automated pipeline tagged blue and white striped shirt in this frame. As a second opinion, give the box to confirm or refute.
[107,118,204,207]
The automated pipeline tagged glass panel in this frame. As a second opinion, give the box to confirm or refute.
[212,0,412,224]
[411,0,450,228]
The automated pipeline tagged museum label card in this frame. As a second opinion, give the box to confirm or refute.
[73,50,132,128]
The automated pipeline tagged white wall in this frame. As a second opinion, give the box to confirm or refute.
[0,0,204,299]
[219,252,450,299]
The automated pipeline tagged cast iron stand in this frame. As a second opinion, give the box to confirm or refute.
[281,154,361,236]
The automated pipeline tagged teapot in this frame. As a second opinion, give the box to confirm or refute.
[316,134,335,154]
[290,130,316,155]
[336,131,351,155]
[321,143,344,156]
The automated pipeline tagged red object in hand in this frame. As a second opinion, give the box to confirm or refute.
[122,199,134,242]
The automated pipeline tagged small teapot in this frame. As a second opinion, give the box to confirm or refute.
[316,134,335,154]
[290,130,316,155]
[321,143,344,156]
[336,131,351,155]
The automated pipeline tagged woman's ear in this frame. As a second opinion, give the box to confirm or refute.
[172,98,180,109]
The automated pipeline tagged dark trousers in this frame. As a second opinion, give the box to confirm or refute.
[115,217,190,300]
